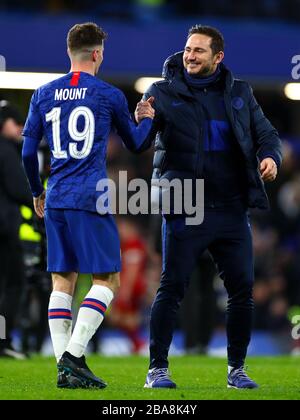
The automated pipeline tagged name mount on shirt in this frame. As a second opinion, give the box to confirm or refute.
[54,88,87,101]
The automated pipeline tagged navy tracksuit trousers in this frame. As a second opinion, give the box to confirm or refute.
[149,204,254,369]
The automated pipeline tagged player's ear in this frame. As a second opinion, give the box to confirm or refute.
[215,51,224,64]
[92,50,97,62]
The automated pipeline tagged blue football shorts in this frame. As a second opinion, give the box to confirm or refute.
[44,209,121,274]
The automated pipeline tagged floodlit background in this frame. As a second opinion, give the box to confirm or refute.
[0,0,300,358]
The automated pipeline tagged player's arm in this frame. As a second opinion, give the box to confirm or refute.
[22,91,45,218]
[22,137,45,218]
[134,84,163,152]
[112,89,155,153]
[248,84,282,181]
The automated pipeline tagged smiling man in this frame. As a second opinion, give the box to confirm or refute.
[184,30,223,76]
[135,25,282,390]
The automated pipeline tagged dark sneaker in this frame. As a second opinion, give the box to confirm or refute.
[57,351,107,389]
[227,367,259,389]
[57,369,84,389]
[144,368,176,389]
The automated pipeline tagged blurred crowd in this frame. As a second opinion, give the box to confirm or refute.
[1,0,300,23]
[0,97,300,358]
[251,141,300,350]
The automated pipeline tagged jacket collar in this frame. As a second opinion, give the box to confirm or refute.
[162,51,234,95]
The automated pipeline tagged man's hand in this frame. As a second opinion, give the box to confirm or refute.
[33,190,46,218]
[260,158,277,182]
[134,96,155,124]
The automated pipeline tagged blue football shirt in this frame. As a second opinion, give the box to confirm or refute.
[23,71,152,212]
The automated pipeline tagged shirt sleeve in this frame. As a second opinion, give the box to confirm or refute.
[22,137,44,197]
[247,84,282,168]
[22,91,44,197]
[111,89,153,152]
[22,90,44,140]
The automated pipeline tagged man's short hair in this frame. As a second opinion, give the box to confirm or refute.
[67,22,107,54]
[187,25,224,55]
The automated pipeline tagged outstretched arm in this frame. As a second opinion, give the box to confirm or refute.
[112,89,155,153]
[134,84,163,152]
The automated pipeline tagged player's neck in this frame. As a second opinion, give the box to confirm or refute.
[70,63,95,76]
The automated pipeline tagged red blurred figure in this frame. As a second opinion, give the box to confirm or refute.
[108,217,147,353]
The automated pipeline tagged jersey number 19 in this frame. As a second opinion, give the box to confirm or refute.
[45,106,95,159]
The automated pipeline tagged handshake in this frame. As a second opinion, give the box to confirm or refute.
[134,96,155,123]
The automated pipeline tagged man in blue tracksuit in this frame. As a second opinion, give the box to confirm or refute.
[135,25,282,389]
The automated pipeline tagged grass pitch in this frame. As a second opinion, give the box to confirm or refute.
[0,355,299,400]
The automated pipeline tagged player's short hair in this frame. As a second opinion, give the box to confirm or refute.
[67,22,107,54]
[187,25,224,55]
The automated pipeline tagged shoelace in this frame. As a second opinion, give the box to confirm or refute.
[231,367,250,381]
[151,368,171,381]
